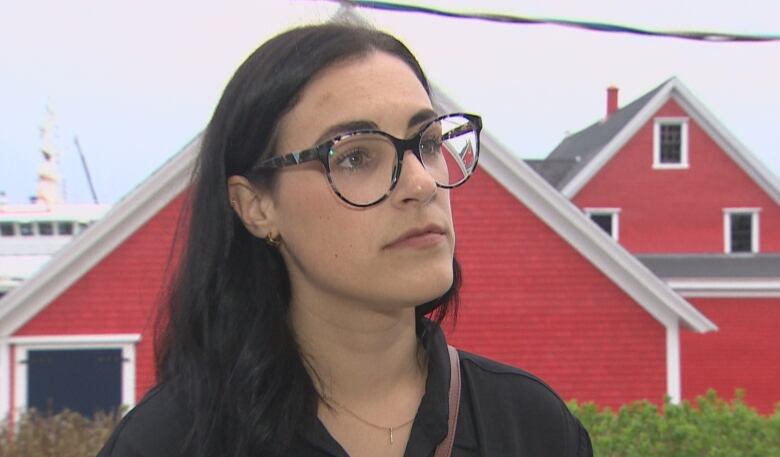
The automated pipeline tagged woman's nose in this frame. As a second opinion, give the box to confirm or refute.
[392,149,438,205]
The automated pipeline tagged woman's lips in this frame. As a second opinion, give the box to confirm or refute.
[384,226,447,250]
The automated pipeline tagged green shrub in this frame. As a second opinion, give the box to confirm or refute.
[569,390,780,457]
[0,392,777,457]
[0,409,121,457]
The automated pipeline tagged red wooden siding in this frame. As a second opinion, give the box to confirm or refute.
[681,297,780,414]
[573,99,780,254]
[449,169,667,408]
[11,166,674,410]
[13,195,186,402]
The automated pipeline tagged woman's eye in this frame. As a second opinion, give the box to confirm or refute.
[420,137,442,155]
[335,149,371,170]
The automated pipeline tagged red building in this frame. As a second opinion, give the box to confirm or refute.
[528,78,780,413]
[0,81,726,421]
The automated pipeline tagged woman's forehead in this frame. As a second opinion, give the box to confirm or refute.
[277,52,433,150]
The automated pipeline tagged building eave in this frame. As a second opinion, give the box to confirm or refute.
[667,278,780,298]
[671,82,780,206]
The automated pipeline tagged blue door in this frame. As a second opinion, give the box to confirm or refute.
[27,348,122,417]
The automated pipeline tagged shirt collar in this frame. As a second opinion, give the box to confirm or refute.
[404,319,450,456]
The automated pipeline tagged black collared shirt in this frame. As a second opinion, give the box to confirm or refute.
[97,323,593,456]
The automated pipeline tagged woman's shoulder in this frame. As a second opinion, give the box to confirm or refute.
[458,349,565,403]
[457,349,593,456]
[95,383,192,457]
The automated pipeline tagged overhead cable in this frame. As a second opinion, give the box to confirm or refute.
[329,0,780,43]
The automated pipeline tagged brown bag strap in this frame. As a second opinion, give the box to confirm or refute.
[434,345,461,457]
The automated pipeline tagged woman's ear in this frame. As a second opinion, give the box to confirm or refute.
[227,175,277,239]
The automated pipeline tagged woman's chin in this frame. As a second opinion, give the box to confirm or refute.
[391,267,454,308]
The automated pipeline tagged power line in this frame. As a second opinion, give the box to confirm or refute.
[330,0,780,43]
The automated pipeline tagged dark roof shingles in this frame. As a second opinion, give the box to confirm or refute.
[531,79,671,189]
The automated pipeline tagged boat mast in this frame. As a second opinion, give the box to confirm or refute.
[35,105,64,206]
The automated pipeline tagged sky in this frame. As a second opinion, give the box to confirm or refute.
[1,0,778,204]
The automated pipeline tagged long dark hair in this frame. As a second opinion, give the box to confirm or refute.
[155,23,461,457]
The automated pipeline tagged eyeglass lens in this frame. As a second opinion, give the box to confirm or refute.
[326,114,478,206]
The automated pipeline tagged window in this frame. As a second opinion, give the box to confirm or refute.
[27,349,122,416]
[12,334,140,423]
[0,223,14,237]
[38,222,54,236]
[19,223,34,236]
[591,214,613,234]
[57,222,74,235]
[585,208,620,241]
[724,209,760,253]
[653,118,689,168]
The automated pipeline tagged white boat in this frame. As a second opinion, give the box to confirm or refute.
[0,107,109,296]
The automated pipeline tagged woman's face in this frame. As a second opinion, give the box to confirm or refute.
[267,51,455,314]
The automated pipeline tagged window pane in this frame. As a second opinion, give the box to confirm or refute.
[38,222,54,236]
[27,349,122,417]
[57,222,74,235]
[0,223,14,237]
[660,124,681,163]
[590,214,613,236]
[730,213,753,253]
[19,223,34,236]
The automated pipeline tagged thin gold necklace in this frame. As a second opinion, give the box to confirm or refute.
[327,398,416,445]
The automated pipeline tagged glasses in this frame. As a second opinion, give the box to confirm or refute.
[250,113,482,207]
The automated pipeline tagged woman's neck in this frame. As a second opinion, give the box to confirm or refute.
[290,298,425,405]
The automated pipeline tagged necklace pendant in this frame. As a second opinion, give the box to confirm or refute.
[389,427,394,444]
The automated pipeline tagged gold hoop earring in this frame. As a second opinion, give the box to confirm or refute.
[265,232,281,248]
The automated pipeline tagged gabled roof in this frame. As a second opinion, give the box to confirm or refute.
[432,86,715,333]
[532,77,780,203]
[0,83,716,338]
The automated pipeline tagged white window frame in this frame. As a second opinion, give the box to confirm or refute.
[723,208,760,254]
[584,208,621,241]
[10,334,140,422]
[653,117,689,169]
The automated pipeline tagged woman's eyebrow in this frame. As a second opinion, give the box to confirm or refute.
[407,108,438,130]
[314,108,439,144]
[315,120,378,144]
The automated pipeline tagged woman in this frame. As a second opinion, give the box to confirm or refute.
[96,23,592,457]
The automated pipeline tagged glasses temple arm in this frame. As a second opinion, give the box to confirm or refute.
[253,147,322,170]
